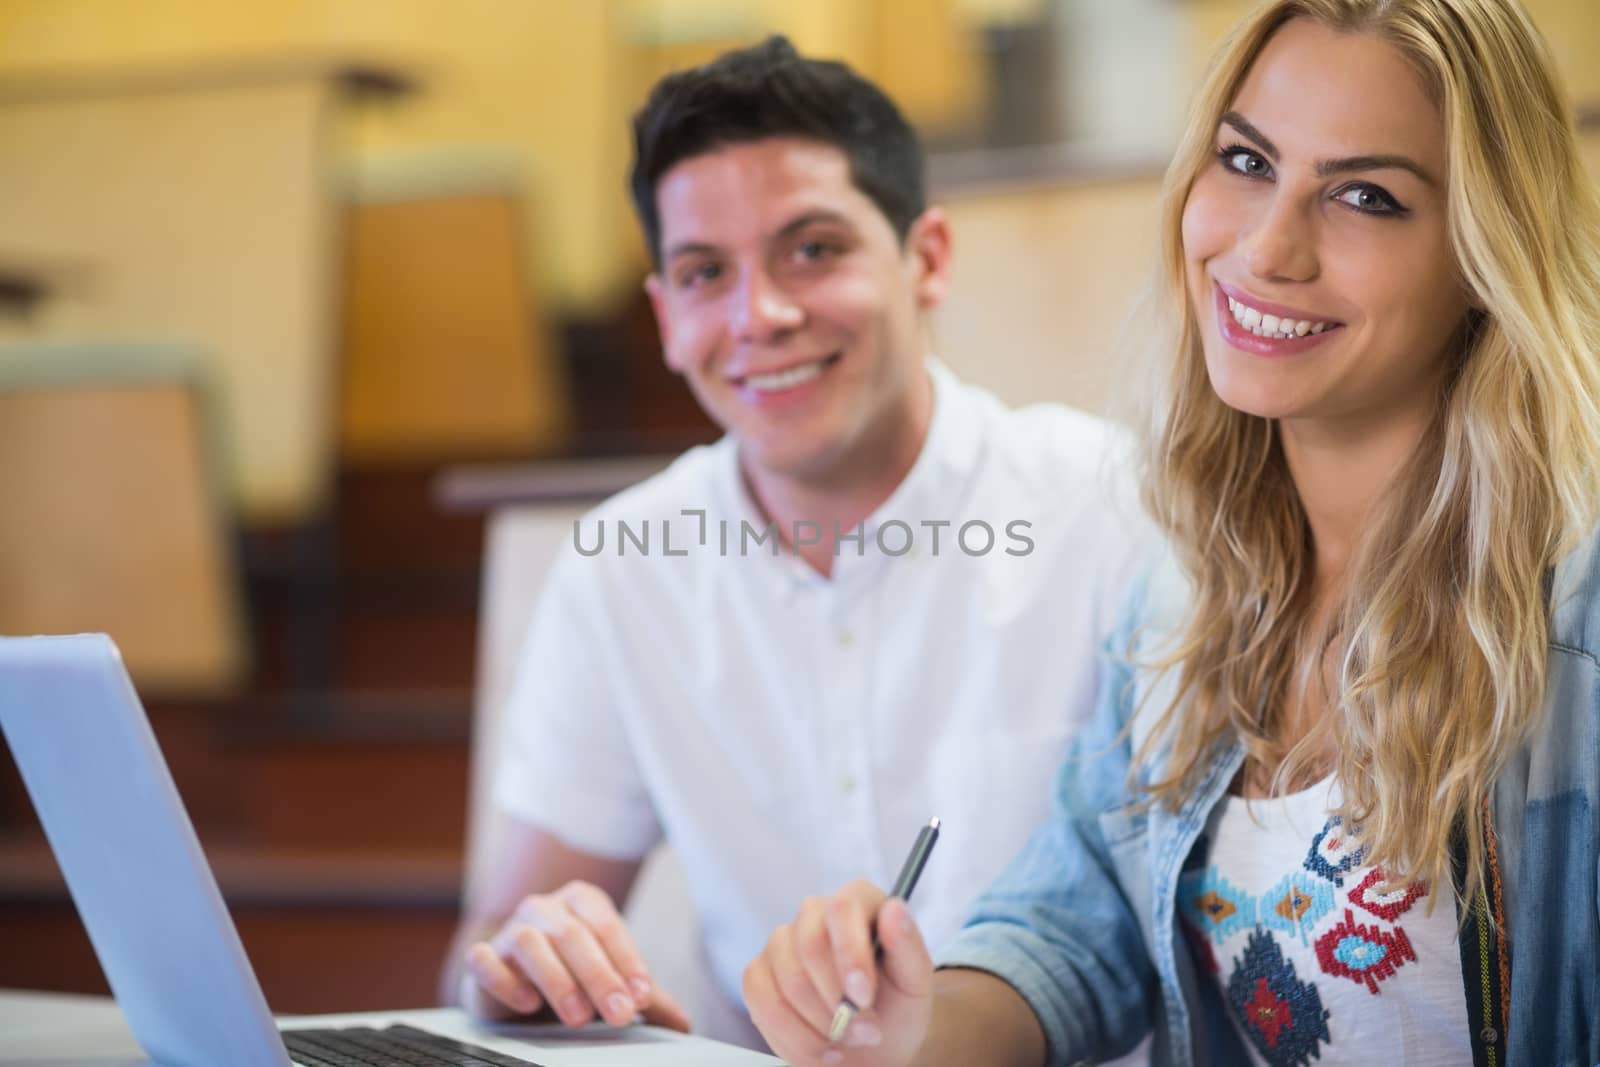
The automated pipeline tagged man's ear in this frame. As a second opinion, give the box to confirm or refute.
[906,207,953,311]
[644,273,677,367]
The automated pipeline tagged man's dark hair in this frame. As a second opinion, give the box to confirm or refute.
[630,35,926,265]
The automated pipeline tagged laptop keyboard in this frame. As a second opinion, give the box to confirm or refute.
[284,1023,548,1066]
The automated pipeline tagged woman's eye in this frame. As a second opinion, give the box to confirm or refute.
[1333,184,1407,217]
[1219,145,1272,179]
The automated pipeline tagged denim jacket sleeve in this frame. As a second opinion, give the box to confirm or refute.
[936,590,1157,1064]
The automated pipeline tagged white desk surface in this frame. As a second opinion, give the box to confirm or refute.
[0,989,784,1066]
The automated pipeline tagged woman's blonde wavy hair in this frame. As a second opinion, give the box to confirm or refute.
[1136,0,1600,909]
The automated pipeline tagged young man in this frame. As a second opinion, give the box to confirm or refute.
[444,36,1151,1049]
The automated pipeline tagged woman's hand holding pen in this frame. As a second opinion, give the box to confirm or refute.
[743,879,934,1066]
[460,879,692,1032]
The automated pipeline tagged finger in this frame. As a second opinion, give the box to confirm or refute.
[875,898,934,1000]
[639,983,693,1033]
[793,897,846,1026]
[464,941,543,1018]
[744,948,840,1066]
[825,891,877,1011]
[560,881,657,1008]
[496,923,594,1028]
[527,896,640,1027]
[769,919,837,1038]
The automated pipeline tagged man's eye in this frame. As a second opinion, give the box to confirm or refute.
[795,240,835,262]
[1218,145,1272,179]
[681,262,722,287]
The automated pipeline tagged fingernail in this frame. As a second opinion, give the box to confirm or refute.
[606,992,635,1021]
[560,994,589,1025]
[844,969,871,1008]
[517,990,541,1014]
[896,902,915,934]
[821,1050,845,1065]
[846,1019,882,1047]
[629,976,652,1001]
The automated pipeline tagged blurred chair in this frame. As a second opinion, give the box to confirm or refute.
[0,58,416,525]
[338,148,573,466]
[464,500,591,915]
[450,456,760,1047]
[0,340,247,697]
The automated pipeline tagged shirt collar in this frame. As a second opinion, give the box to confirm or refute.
[711,358,983,596]
[852,358,982,548]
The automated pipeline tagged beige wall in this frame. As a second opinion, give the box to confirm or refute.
[936,178,1164,415]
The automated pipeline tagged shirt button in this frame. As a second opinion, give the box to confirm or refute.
[840,774,858,796]
[837,629,854,648]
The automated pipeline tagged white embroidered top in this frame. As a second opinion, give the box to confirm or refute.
[1182,776,1472,1066]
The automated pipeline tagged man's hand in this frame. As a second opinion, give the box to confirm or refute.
[460,879,692,1032]
[743,880,934,1066]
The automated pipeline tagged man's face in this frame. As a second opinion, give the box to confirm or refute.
[645,138,950,484]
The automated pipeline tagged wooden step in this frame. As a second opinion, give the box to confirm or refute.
[0,836,462,1012]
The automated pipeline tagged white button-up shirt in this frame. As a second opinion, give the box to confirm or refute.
[494,361,1154,1015]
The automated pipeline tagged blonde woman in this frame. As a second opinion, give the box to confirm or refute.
[741,1,1600,1064]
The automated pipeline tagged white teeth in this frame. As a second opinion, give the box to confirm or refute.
[744,358,828,392]
[1225,292,1334,339]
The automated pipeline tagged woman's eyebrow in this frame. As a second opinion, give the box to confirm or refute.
[1222,111,1279,159]
[1315,153,1436,186]
[1222,110,1436,185]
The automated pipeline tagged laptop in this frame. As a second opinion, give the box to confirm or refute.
[0,634,781,1067]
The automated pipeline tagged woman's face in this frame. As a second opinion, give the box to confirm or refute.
[1182,19,1471,436]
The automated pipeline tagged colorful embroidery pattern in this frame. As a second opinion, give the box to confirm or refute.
[1314,909,1417,994]
[1178,867,1257,942]
[1225,929,1331,1066]
[1261,871,1335,945]
[1348,867,1427,922]
[1189,797,1446,1063]
[1303,814,1366,887]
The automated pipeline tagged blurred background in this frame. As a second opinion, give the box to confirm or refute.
[0,0,1596,1015]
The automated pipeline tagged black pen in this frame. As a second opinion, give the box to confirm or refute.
[827,817,941,1043]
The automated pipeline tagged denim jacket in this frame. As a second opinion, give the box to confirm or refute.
[939,530,1600,1066]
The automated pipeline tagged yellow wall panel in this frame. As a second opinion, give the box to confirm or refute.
[0,0,630,313]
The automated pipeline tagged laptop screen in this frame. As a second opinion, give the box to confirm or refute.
[0,634,291,1067]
